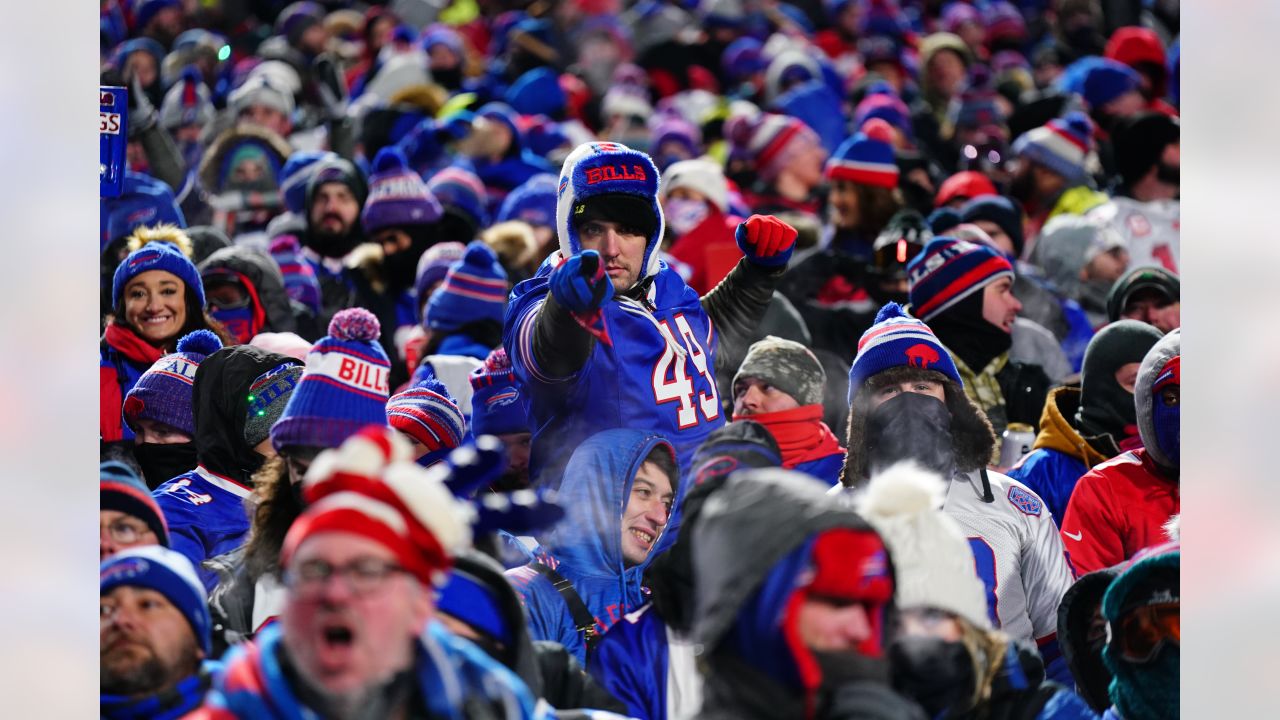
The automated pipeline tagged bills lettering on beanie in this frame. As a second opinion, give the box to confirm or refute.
[282,426,474,587]
[386,376,467,454]
[124,330,223,436]
[270,308,392,451]
[907,237,1014,321]
[361,146,444,234]
[112,241,206,310]
[825,118,900,189]
[100,546,211,655]
[100,461,170,547]
[1011,111,1095,185]
[849,302,963,405]
[732,336,826,407]
[468,347,529,437]
[244,363,304,449]
[426,241,509,332]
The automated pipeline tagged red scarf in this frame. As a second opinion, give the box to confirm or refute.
[103,322,167,365]
[733,404,845,469]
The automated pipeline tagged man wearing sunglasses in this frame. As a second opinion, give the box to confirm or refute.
[1100,547,1180,720]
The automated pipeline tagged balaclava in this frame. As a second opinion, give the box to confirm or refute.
[1075,320,1163,444]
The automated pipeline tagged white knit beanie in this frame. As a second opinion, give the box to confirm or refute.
[856,462,992,630]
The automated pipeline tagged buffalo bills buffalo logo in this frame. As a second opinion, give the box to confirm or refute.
[905,343,940,369]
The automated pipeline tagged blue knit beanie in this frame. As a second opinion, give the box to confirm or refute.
[469,348,529,437]
[101,546,211,655]
[415,242,468,319]
[280,151,338,215]
[123,330,223,436]
[426,241,509,332]
[1081,59,1142,110]
[270,308,392,451]
[112,241,205,310]
[361,147,443,234]
[497,173,558,228]
[848,302,963,406]
[907,237,1014,321]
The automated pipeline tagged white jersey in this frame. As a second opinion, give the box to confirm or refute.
[942,469,1074,647]
[1089,197,1180,274]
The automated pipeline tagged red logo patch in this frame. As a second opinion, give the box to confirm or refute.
[905,343,940,369]
[585,164,647,185]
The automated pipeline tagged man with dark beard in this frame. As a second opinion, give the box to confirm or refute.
[101,546,216,720]
[302,156,368,326]
[1007,112,1109,242]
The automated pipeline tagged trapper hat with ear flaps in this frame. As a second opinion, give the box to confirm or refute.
[555,142,665,283]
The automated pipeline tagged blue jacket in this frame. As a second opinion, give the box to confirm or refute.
[506,429,676,665]
[588,604,671,720]
[1007,387,1114,524]
[202,621,543,719]
[153,465,253,592]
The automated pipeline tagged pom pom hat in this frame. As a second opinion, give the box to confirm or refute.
[825,119,900,189]
[361,146,443,234]
[124,330,224,435]
[425,241,509,332]
[556,142,665,283]
[386,377,467,455]
[281,426,474,588]
[270,308,392,451]
[1011,111,1096,185]
[848,302,962,405]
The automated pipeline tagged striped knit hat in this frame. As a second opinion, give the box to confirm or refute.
[826,118,900,189]
[123,330,223,436]
[281,426,474,588]
[100,461,170,547]
[1011,111,1096,185]
[270,308,392,451]
[427,167,491,236]
[386,376,467,457]
[907,237,1014,322]
[848,302,962,405]
[425,241,509,332]
[361,146,443,234]
[727,112,825,183]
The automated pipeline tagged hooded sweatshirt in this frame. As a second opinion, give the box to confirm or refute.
[506,429,679,665]
[153,346,301,590]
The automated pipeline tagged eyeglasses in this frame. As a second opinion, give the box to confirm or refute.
[101,518,154,545]
[1107,601,1179,663]
[284,557,409,598]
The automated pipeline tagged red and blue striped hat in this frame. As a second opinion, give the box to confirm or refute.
[907,237,1014,322]
[1011,111,1095,185]
[848,302,963,405]
[426,241,509,332]
[825,118,900,189]
[386,376,466,456]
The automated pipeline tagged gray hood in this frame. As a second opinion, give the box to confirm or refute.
[1135,328,1180,471]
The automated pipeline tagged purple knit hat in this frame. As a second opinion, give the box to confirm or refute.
[123,330,223,436]
[415,241,468,314]
[270,308,392,451]
[361,146,444,235]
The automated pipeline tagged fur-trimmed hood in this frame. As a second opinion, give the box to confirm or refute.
[198,124,294,195]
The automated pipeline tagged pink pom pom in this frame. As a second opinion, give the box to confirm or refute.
[860,118,896,144]
[328,308,381,341]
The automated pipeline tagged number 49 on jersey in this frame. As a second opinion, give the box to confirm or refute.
[652,314,719,429]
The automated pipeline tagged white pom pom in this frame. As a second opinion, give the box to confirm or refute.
[857,461,946,520]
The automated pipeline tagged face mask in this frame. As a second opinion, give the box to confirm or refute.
[664,198,710,237]
[889,636,977,718]
[1009,168,1036,204]
[384,248,423,291]
[1156,161,1179,188]
[210,305,258,344]
[1103,644,1180,720]
[133,442,198,490]
[813,649,891,689]
[1152,392,1179,468]
[864,391,955,479]
[431,67,463,91]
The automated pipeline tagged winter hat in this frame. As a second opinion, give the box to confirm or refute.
[556,142,665,281]
[185,226,232,266]
[229,73,295,118]
[659,159,729,214]
[726,112,824,184]
[1107,266,1180,324]
[436,561,512,647]
[497,173,558,228]
[427,167,490,234]
[907,237,1014,321]
[942,2,982,35]
[825,119,900,189]
[848,303,963,405]
[361,147,444,235]
[268,234,322,315]
[1012,111,1095,185]
[1080,59,1141,110]
[721,37,766,81]
[415,241,468,304]
[469,348,528,437]
[123,330,223,436]
[426,241,509,332]
[270,308,392,452]
[927,207,963,235]
[102,172,186,252]
[159,66,214,131]
[250,332,312,362]
[853,91,913,140]
[773,81,847,155]
[244,363,304,449]
[934,170,998,208]
[100,461,170,547]
[959,195,1025,257]
[857,462,991,629]
[651,115,702,159]
[134,0,181,31]
[282,426,474,587]
[101,546,211,655]
[305,158,368,219]
[386,376,467,455]
[198,125,293,194]
[505,67,567,118]
[1111,112,1179,188]
[732,336,826,407]
[280,150,339,215]
[983,1,1026,44]
[1032,215,1126,300]
[1076,320,1164,439]
[275,1,324,47]
[112,240,205,311]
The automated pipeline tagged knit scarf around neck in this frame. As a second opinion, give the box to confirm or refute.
[733,404,843,469]
[104,321,169,364]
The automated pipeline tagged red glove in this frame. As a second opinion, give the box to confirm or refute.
[735,214,798,267]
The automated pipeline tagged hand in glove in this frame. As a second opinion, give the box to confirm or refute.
[549,250,614,314]
[735,214,798,268]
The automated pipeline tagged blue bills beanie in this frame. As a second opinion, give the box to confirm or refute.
[101,546,211,655]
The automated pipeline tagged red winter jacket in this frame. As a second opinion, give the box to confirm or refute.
[1058,448,1179,575]
[665,208,744,296]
